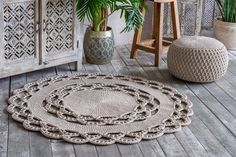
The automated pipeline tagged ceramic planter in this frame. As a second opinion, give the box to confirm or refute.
[83,27,114,64]
[214,18,236,50]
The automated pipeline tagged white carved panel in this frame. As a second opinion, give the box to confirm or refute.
[3,0,36,62]
[45,0,74,56]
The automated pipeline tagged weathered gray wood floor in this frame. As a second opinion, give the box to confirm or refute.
[1,45,236,157]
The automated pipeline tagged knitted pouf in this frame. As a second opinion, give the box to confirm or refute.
[167,36,228,82]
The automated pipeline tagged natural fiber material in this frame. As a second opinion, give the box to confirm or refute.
[167,36,228,82]
[7,73,193,145]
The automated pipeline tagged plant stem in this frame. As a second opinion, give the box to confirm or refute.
[101,6,108,31]
[92,7,103,32]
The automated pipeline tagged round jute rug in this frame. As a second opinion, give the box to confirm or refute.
[7,73,193,145]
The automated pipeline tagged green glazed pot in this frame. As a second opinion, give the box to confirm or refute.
[84,27,114,64]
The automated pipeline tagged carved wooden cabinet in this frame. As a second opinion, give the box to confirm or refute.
[0,0,81,78]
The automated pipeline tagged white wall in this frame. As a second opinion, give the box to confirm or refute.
[107,11,134,45]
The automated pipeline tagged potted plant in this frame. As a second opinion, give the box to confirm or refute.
[214,0,236,49]
[76,0,145,64]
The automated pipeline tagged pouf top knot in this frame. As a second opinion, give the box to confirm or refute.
[173,36,225,50]
[167,36,228,83]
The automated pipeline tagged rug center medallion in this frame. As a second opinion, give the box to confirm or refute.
[64,90,137,118]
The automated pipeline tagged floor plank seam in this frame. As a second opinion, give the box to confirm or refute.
[137,143,146,157]
[185,84,235,157]
[186,82,236,134]
[215,79,236,104]
[202,84,236,119]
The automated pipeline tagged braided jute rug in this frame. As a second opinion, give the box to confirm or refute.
[7,73,193,145]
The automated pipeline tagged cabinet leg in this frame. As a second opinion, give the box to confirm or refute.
[75,61,82,72]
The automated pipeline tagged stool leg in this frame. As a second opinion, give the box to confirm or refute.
[152,3,157,40]
[154,2,164,66]
[130,7,146,59]
[171,0,181,39]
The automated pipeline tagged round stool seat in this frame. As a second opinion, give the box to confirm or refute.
[167,36,228,82]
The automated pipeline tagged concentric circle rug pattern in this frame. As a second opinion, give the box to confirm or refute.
[7,73,193,145]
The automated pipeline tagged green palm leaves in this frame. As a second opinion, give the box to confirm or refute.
[215,0,236,23]
[76,0,145,32]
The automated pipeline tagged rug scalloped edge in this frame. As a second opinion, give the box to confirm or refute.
[7,73,194,145]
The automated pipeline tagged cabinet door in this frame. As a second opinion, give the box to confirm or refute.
[0,0,39,70]
[41,0,77,63]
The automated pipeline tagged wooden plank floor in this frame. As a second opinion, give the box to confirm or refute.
[1,45,236,157]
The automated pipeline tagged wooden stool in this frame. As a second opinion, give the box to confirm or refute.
[131,0,181,66]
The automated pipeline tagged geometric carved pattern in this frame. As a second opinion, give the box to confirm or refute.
[3,1,35,61]
[182,3,198,35]
[163,0,202,36]
[202,0,215,29]
[46,0,74,55]
[162,0,220,36]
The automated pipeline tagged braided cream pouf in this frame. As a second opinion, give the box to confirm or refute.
[167,36,228,82]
